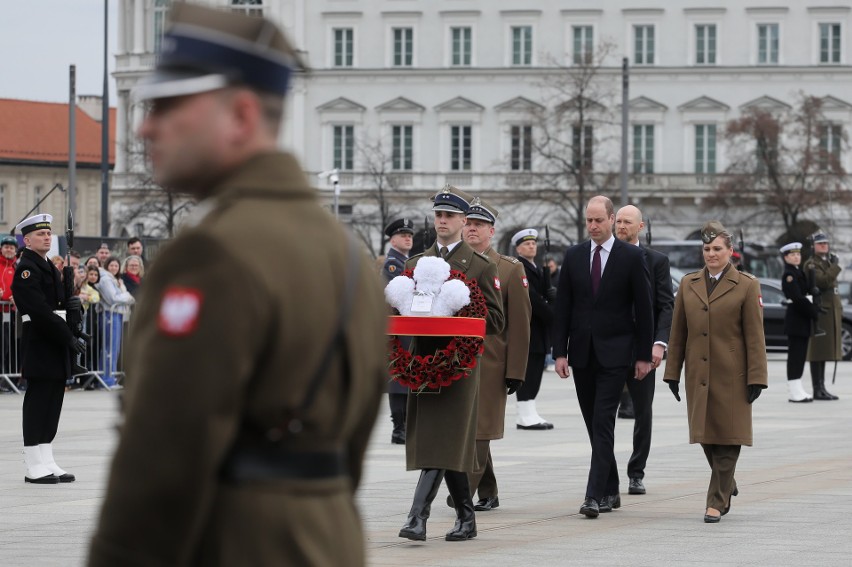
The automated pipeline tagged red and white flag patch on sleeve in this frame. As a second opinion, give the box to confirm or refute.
[494,277,501,290]
[522,277,529,288]
[158,287,204,336]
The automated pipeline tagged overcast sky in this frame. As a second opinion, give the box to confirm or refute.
[1,0,118,104]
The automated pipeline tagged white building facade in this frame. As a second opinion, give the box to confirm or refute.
[114,0,852,252]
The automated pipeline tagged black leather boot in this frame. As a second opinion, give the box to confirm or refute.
[399,469,444,541]
[811,362,839,400]
[389,394,407,444]
[444,470,477,541]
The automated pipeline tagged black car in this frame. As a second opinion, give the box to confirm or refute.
[669,270,852,360]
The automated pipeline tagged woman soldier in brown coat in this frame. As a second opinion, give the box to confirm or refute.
[663,221,768,523]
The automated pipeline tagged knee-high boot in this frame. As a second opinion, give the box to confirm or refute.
[399,469,445,541]
[389,393,407,444]
[811,361,839,400]
[444,470,477,541]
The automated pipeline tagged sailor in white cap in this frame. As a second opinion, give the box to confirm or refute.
[12,213,84,484]
[512,228,555,430]
[780,242,815,402]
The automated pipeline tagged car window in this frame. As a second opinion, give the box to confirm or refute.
[760,283,786,305]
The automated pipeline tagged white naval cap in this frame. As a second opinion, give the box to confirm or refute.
[779,242,803,255]
[16,213,53,235]
[512,228,538,246]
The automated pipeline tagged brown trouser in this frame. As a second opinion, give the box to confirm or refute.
[701,443,741,510]
[468,440,496,498]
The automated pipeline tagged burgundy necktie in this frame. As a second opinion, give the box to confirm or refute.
[591,245,602,296]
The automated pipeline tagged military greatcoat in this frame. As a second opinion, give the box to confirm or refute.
[804,254,843,361]
[404,241,504,472]
[478,247,530,440]
[89,153,388,567]
[663,267,768,446]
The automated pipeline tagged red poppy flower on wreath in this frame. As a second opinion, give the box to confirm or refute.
[388,269,487,392]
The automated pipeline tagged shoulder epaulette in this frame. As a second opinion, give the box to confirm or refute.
[500,255,519,264]
[739,271,757,280]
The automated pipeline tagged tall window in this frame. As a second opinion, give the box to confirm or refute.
[512,26,532,66]
[333,125,354,170]
[695,124,717,174]
[451,27,472,66]
[820,23,841,64]
[392,125,413,170]
[510,125,532,171]
[573,26,594,65]
[450,125,472,171]
[695,24,717,65]
[0,185,6,223]
[632,125,654,174]
[334,28,354,67]
[393,27,414,67]
[572,125,593,171]
[153,0,171,53]
[757,24,779,64]
[633,25,655,65]
[819,123,843,171]
[230,0,263,17]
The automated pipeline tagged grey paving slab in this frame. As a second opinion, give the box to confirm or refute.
[1,355,851,566]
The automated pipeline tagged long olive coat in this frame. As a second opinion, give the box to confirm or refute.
[663,267,768,446]
[405,241,504,472]
[804,254,843,361]
[478,247,531,440]
[88,153,388,567]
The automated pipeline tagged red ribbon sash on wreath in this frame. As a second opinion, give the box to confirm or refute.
[386,268,487,392]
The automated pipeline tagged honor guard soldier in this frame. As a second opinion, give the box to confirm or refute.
[513,228,556,429]
[804,232,841,400]
[383,217,415,444]
[780,242,817,402]
[398,185,504,542]
[457,197,531,512]
[13,214,84,484]
[88,4,388,566]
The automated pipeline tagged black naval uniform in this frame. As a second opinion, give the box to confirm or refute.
[383,246,409,444]
[781,261,817,383]
[516,257,554,402]
[12,248,73,447]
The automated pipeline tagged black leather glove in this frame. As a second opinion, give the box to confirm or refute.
[506,379,523,395]
[68,338,86,356]
[830,253,840,265]
[747,384,763,404]
[666,380,681,402]
[545,287,557,302]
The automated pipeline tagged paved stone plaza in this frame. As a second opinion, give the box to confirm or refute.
[1,354,851,566]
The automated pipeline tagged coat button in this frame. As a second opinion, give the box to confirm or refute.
[703,306,708,311]
[703,332,708,336]
[703,357,707,361]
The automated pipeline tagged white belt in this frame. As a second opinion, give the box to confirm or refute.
[21,310,66,323]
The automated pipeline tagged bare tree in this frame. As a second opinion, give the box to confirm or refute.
[528,42,620,242]
[112,142,195,237]
[713,94,852,234]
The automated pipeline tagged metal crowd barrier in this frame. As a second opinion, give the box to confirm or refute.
[0,301,131,394]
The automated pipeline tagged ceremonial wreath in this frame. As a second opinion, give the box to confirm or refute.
[385,257,487,392]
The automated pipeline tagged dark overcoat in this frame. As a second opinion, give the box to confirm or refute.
[12,248,72,381]
[477,247,530,440]
[664,267,768,446]
[518,257,553,355]
[404,241,504,472]
[781,262,817,338]
[804,255,843,361]
[383,247,410,395]
[88,153,388,567]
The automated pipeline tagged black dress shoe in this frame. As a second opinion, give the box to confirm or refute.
[703,513,721,523]
[628,477,646,495]
[599,494,621,512]
[57,472,75,483]
[474,496,499,511]
[723,487,738,516]
[617,408,635,419]
[24,474,59,485]
[579,498,599,518]
[391,431,406,445]
[517,422,551,430]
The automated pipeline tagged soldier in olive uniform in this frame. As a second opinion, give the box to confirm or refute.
[457,197,531,512]
[398,186,504,542]
[804,232,841,400]
[780,242,817,402]
[13,214,84,484]
[88,5,387,566]
[382,218,415,444]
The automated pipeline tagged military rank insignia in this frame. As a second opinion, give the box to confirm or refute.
[158,287,203,336]
[388,265,397,273]
[785,275,793,282]
[21,270,31,279]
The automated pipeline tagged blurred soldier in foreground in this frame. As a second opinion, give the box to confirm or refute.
[804,232,841,400]
[88,4,387,566]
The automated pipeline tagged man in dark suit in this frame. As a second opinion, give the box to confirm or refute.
[614,205,674,496]
[553,196,654,518]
